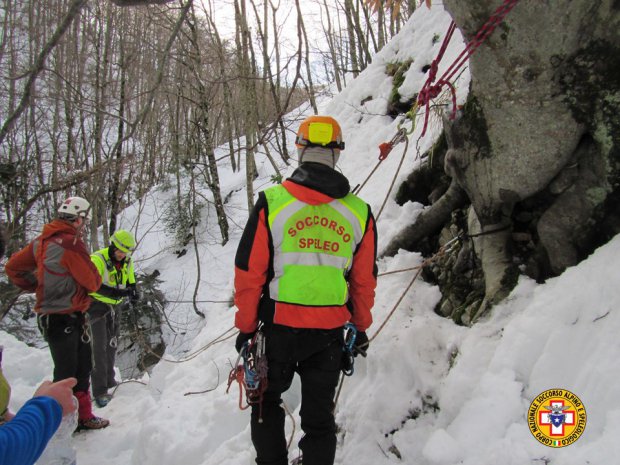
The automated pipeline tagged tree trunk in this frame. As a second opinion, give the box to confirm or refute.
[206,15,238,172]
[295,0,318,114]
[384,1,620,324]
[439,0,620,319]
[344,0,359,77]
[187,6,230,245]
[321,0,343,92]
[108,37,128,237]
[234,0,258,211]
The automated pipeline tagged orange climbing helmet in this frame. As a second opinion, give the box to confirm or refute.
[295,115,345,150]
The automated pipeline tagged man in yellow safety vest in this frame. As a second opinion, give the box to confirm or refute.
[234,115,378,465]
[88,229,138,408]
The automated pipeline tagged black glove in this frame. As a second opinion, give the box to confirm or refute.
[235,331,256,353]
[128,285,139,305]
[353,331,369,358]
[98,284,131,299]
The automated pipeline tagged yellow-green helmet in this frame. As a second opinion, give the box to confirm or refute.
[110,229,136,254]
[295,115,345,150]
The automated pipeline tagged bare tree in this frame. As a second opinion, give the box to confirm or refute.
[0,0,88,147]
[295,0,318,114]
[110,0,175,5]
[234,0,258,211]
[320,0,343,92]
[185,5,229,245]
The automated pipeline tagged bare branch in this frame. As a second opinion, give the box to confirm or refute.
[110,0,174,5]
[0,0,88,147]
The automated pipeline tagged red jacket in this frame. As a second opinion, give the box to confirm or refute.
[5,220,102,315]
[234,164,377,333]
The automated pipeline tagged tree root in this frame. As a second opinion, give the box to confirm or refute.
[381,180,468,258]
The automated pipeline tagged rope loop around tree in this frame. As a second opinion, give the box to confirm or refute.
[417,0,521,136]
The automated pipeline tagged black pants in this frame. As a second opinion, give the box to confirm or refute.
[89,301,120,398]
[251,325,343,465]
[40,313,92,393]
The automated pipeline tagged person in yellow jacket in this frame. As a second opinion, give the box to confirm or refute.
[88,230,138,408]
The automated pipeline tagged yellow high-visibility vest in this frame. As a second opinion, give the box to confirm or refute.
[89,248,135,305]
[264,184,368,306]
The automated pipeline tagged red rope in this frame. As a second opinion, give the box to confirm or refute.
[417,0,521,136]
[226,365,250,410]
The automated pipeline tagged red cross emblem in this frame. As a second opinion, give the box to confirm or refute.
[539,400,575,436]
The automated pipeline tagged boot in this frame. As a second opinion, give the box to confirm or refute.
[74,390,109,430]
[77,416,110,431]
[94,394,112,408]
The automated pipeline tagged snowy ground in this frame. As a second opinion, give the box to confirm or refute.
[2,3,619,465]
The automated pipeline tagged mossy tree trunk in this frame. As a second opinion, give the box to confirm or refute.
[442,0,619,320]
[386,1,620,323]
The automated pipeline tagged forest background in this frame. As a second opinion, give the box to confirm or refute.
[0,0,413,255]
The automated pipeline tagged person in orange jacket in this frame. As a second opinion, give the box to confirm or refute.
[5,196,109,431]
[234,116,378,465]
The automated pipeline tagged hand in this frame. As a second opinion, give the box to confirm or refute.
[235,331,256,353]
[98,284,131,300]
[128,286,139,304]
[353,331,369,358]
[121,288,133,296]
[33,377,77,416]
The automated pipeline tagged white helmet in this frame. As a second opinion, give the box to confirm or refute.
[57,196,92,221]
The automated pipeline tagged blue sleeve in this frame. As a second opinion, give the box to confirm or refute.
[0,396,62,465]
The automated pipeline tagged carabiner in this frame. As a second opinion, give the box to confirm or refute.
[342,323,358,376]
[396,102,419,136]
[81,324,92,344]
[343,323,358,352]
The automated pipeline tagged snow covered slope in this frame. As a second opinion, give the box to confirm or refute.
[1,3,618,465]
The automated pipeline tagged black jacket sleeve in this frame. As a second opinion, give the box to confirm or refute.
[97,284,130,299]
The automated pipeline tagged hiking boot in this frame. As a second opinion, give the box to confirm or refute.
[94,394,112,408]
[76,416,110,431]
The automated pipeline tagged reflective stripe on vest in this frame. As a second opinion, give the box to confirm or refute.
[90,249,132,305]
[264,184,368,306]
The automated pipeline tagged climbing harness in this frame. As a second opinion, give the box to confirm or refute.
[36,313,91,343]
[417,0,521,136]
[226,329,268,421]
[341,323,358,376]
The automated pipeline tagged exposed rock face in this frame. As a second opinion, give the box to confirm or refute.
[537,136,610,274]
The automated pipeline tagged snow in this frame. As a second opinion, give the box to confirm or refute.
[2,3,619,465]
